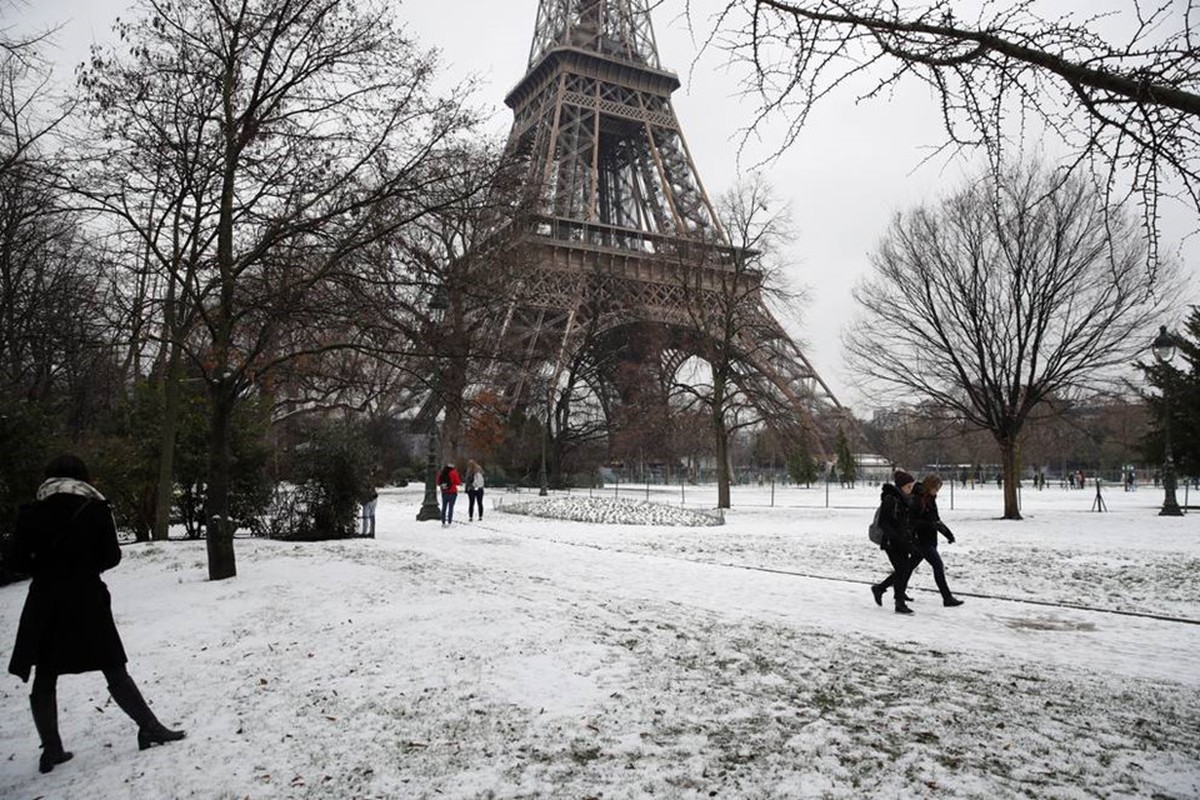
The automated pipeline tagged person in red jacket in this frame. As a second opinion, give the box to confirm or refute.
[436,463,462,527]
[7,454,185,775]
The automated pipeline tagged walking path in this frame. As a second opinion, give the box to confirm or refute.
[385,511,1200,688]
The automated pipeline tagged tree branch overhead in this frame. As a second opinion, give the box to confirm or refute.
[710,0,1200,259]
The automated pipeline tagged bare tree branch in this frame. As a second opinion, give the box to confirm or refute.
[697,0,1200,264]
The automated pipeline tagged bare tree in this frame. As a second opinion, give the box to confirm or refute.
[845,162,1176,519]
[0,159,111,414]
[697,0,1200,263]
[0,21,112,429]
[74,0,484,580]
[72,32,223,541]
[0,6,70,178]
[0,17,124,537]
[389,141,523,470]
[670,173,811,508]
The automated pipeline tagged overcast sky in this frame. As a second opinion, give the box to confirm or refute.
[12,0,1200,412]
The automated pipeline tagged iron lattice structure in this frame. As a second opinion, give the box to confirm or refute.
[479,0,844,455]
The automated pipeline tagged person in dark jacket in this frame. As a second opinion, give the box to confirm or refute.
[909,474,963,607]
[870,470,919,614]
[7,454,185,774]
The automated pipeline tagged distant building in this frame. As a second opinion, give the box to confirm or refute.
[855,453,894,484]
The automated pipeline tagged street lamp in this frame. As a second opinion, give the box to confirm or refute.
[416,284,450,521]
[1151,325,1183,517]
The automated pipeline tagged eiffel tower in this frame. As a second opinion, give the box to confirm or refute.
[476,0,844,461]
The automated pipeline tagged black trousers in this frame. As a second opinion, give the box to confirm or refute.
[32,666,130,701]
[877,542,915,603]
[911,540,954,600]
[33,665,165,733]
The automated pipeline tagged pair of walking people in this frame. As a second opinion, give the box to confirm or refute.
[871,470,963,614]
[7,455,185,775]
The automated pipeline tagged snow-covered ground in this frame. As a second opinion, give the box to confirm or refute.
[1,482,1198,799]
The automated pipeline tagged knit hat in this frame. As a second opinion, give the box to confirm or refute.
[893,470,915,488]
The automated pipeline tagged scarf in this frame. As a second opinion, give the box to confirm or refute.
[36,477,107,503]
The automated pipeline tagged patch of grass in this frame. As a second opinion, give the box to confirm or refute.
[569,741,602,764]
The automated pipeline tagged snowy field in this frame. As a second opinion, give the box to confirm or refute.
[1,482,1198,799]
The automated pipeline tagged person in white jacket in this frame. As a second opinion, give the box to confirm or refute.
[465,460,486,521]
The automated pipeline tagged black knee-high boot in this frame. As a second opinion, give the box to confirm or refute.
[30,687,74,773]
[106,670,186,750]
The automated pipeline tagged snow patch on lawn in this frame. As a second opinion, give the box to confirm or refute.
[500,495,724,526]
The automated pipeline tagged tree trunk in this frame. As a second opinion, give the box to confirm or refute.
[713,374,731,509]
[205,381,237,580]
[714,422,730,508]
[133,485,154,543]
[551,388,567,488]
[999,437,1022,520]
[205,57,241,581]
[439,354,466,466]
[151,342,183,541]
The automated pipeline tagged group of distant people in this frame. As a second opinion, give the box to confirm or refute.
[434,460,487,526]
[870,469,964,615]
[357,459,490,534]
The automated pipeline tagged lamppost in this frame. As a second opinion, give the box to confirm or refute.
[1151,325,1184,517]
[416,285,449,521]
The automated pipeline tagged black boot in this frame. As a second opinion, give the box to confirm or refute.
[107,672,186,750]
[30,693,74,773]
[943,596,964,607]
[870,585,884,606]
[895,602,914,615]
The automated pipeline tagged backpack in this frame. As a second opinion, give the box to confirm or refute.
[867,504,885,545]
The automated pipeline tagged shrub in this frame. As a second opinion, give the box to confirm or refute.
[262,421,375,540]
[173,389,273,538]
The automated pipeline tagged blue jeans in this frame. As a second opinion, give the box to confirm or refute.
[440,492,457,524]
[360,498,376,537]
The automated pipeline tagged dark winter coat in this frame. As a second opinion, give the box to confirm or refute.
[877,482,914,550]
[7,492,128,682]
[911,489,954,548]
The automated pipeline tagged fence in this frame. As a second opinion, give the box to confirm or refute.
[497,472,1195,515]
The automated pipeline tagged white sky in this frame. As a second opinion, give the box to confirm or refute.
[10,0,1200,412]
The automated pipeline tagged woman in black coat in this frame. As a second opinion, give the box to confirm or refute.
[870,469,919,614]
[909,474,963,607]
[7,454,185,774]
